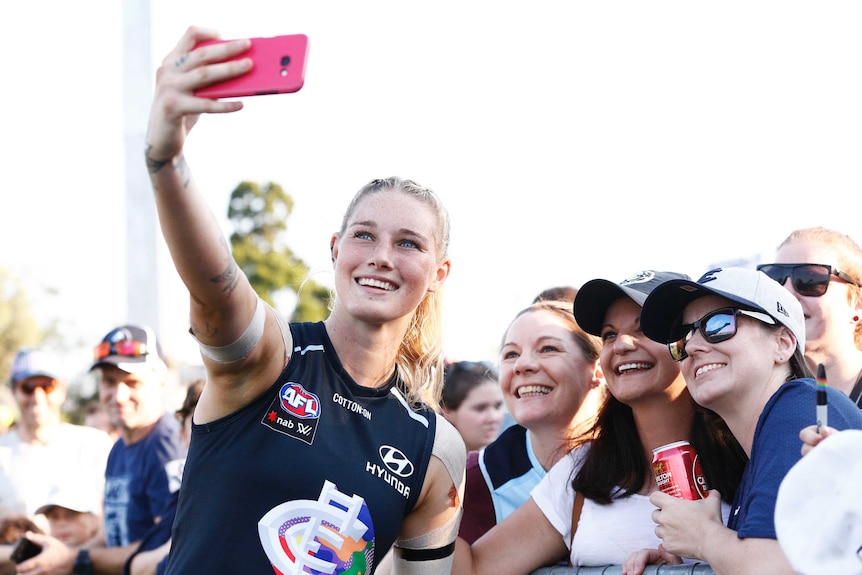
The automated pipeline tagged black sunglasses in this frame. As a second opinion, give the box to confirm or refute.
[669,307,775,362]
[757,263,859,297]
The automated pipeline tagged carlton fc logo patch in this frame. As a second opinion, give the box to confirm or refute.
[258,480,375,574]
[261,382,321,445]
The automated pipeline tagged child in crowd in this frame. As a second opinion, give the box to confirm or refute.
[35,481,102,547]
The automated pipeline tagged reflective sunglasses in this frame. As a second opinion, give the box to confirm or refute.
[94,340,148,360]
[669,307,775,362]
[16,378,59,395]
[756,263,859,297]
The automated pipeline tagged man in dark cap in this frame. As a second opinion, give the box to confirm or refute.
[15,326,185,575]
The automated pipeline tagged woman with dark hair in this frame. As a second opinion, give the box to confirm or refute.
[454,270,747,572]
[440,361,503,453]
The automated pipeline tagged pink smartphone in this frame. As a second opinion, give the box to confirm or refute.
[194,34,309,99]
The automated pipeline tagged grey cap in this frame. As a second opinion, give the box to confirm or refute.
[10,347,60,386]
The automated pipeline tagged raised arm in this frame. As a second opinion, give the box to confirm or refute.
[144,27,288,415]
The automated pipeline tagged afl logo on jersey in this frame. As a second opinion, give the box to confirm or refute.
[280,383,321,419]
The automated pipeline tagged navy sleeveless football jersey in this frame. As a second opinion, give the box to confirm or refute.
[165,322,436,575]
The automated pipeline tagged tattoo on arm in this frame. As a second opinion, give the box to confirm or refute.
[175,154,191,188]
[189,322,217,339]
[211,238,240,297]
[145,145,170,174]
[145,146,187,179]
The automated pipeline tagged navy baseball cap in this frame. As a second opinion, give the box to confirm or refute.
[574,270,692,337]
[90,324,167,375]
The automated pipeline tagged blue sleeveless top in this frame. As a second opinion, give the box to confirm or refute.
[165,322,436,575]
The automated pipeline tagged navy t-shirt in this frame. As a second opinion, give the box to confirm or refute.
[103,413,184,546]
[728,378,862,538]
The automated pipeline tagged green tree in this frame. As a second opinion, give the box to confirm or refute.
[228,181,331,322]
[0,267,42,382]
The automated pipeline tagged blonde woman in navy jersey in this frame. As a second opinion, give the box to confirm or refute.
[135,26,464,575]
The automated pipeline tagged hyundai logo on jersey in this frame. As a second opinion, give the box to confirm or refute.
[379,446,414,478]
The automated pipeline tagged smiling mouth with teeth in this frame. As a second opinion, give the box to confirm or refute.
[616,362,652,375]
[695,363,724,377]
[357,278,396,291]
[517,385,551,398]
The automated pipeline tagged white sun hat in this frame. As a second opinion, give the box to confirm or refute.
[774,429,862,575]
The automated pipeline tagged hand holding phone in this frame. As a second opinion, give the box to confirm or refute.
[10,536,43,563]
[193,34,309,99]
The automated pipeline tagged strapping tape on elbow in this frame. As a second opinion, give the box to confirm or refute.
[393,506,461,560]
[196,298,265,364]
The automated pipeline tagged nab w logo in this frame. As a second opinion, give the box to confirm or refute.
[280,383,321,419]
[379,445,414,477]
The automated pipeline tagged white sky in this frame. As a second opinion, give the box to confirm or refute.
[3,1,862,380]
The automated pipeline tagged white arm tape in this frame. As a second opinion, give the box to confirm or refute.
[391,415,466,573]
[391,512,460,573]
[431,414,467,503]
[195,297,266,364]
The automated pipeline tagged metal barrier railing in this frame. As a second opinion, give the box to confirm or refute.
[532,564,715,575]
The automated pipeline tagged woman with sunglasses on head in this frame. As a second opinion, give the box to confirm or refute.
[454,271,747,573]
[139,27,465,575]
[633,267,862,575]
[757,226,862,407]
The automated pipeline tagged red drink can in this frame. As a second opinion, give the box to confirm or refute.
[652,441,708,500]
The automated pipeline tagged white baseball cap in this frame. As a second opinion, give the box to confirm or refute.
[775,430,862,574]
[640,266,806,353]
[35,479,101,516]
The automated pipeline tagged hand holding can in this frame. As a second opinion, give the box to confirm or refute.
[652,441,709,500]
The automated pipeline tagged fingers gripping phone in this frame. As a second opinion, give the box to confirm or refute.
[11,536,43,563]
[194,34,308,99]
